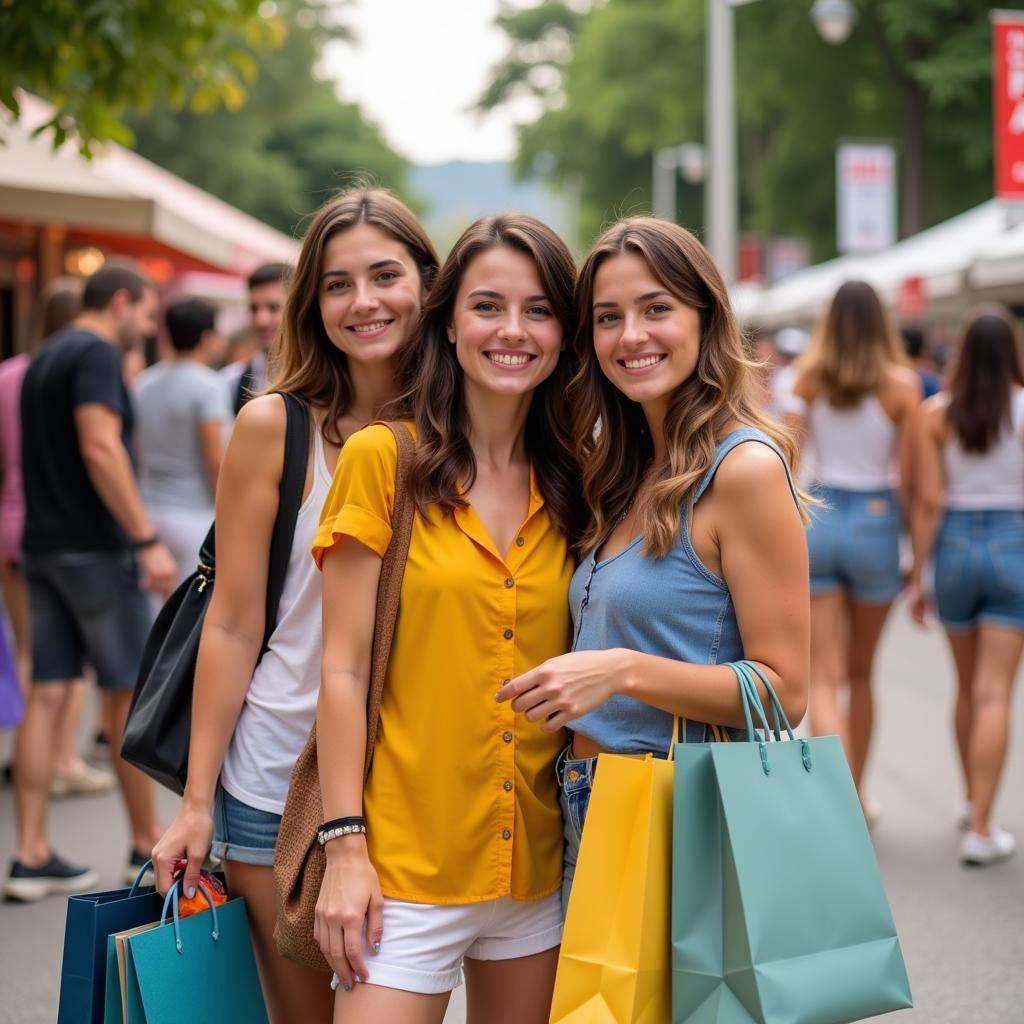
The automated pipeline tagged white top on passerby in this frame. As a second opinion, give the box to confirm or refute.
[220,423,333,814]
[943,389,1024,511]
[134,361,231,511]
[807,393,898,490]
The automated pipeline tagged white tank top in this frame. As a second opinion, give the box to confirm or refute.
[221,424,334,814]
[943,390,1024,511]
[808,393,898,490]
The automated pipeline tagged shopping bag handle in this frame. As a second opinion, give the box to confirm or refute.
[727,662,772,742]
[129,859,154,895]
[733,660,813,774]
[159,879,220,953]
[738,661,795,740]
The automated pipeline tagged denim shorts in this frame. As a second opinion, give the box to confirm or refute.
[23,549,151,688]
[807,486,903,603]
[934,509,1024,633]
[556,745,598,916]
[211,784,281,867]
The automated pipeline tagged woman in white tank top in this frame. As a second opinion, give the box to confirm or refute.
[150,188,439,1022]
[908,307,1024,867]
[786,281,921,821]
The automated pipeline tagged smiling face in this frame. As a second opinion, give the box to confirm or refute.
[450,245,564,402]
[592,251,701,410]
[318,223,423,364]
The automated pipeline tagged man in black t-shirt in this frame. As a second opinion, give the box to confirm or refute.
[5,265,177,902]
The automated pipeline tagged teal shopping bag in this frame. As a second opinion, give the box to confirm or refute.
[120,880,268,1024]
[672,662,912,1023]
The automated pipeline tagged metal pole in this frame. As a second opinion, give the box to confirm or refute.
[653,148,678,222]
[706,0,737,284]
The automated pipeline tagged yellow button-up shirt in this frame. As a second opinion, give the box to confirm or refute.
[312,424,571,904]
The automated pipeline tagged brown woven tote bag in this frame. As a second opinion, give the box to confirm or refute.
[272,421,416,972]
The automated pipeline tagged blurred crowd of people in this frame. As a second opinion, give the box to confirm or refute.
[0,261,288,898]
[755,287,1023,866]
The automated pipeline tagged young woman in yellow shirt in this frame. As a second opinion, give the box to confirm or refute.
[311,214,580,1023]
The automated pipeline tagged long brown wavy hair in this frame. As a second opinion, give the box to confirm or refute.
[946,305,1024,453]
[267,186,439,445]
[571,217,807,558]
[799,279,907,409]
[385,214,583,545]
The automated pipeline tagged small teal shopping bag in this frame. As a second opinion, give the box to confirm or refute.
[119,879,268,1023]
[672,662,912,1023]
[57,863,163,1024]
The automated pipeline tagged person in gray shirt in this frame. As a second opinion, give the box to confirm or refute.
[134,298,230,587]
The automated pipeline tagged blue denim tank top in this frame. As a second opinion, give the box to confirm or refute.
[567,428,796,754]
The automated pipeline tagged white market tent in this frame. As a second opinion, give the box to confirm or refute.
[733,199,1024,329]
[0,93,299,273]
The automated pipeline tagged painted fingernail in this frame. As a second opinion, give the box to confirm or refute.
[186,887,196,899]
[342,982,352,992]
[373,942,381,954]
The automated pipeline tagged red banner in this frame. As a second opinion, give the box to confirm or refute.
[994,13,1024,199]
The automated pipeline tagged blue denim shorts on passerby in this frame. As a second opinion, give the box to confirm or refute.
[807,486,903,604]
[556,745,597,916]
[23,549,151,688]
[211,784,281,867]
[934,509,1024,633]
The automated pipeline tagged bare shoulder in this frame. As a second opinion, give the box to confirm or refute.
[224,395,286,481]
[712,439,792,502]
[884,364,923,400]
[232,393,286,440]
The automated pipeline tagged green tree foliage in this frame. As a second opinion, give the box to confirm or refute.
[0,0,285,152]
[125,1,415,236]
[483,0,995,257]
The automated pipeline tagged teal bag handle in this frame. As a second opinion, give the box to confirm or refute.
[739,660,797,741]
[159,879,219,953]
[128,859,154,895]
[726,662,775,776]
[728,661,813,775]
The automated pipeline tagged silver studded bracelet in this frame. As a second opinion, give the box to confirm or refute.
[317,823,368,846]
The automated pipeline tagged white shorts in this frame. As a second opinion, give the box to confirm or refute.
[331,893,562,995]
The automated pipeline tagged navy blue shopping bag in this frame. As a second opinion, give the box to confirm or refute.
[57,864,164,1024]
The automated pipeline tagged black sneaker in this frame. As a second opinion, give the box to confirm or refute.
[4,854,99,902]
[123,848,154,887]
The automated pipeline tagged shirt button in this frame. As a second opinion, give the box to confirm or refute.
[503,780,513,792]
[502,731,513,743]
[515,536,525,547]
[502,829,512,840]
[504,577,514,588]
[503,629,513,640]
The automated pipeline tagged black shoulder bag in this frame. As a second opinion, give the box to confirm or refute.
[121,392,310,794]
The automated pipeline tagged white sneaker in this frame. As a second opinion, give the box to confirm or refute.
[956,801,973,832]
[51,762,116,797]
[961,828,1016,866]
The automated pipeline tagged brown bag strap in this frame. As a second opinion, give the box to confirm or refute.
[363,421,416,779]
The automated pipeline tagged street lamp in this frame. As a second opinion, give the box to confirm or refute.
[652,144,708,222]
[705,0,856,283]
[810,0,857,45]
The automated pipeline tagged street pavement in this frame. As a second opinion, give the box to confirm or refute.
[1,598,1022,1023]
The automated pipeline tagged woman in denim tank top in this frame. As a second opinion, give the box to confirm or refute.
[498,218,811,907]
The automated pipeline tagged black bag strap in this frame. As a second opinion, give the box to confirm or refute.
[259,392,310,663]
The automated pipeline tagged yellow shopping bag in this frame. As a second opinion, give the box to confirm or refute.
[550,750,675,1024]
